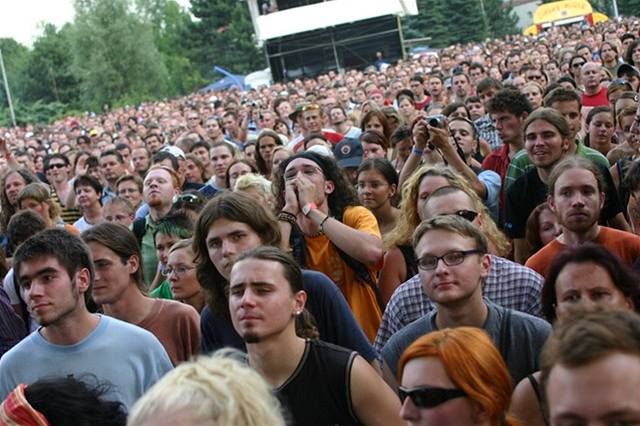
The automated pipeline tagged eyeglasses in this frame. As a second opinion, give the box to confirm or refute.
[399,386,467,409]
[284,165,323,181]
[572,62,586,68]
[453,209,479,222]
[46,163,66,171]
[161,265,195,277]
[173,193,203,206]
[417,249,483,271]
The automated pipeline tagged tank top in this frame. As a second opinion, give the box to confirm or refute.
[276,339,361,426]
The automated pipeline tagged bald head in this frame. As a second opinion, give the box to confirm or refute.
[580,62,603,92]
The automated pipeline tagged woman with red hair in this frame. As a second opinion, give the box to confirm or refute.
[398,327,520,426]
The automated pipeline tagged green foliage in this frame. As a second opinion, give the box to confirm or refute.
[70,0,169,109]
[187,0,265,77]
[403,0,518,48]
[484,0,519,38]
[21,24,80,105]
[618,0,640,16]
[0,100,71,127]
[402,0,452,47]
[0,38,29,106]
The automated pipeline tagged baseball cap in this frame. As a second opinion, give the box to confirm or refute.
[333,137,363,169]
[617,63,640,78]
[160,145,186,160]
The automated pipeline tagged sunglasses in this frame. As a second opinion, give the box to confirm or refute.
[399,386,467,408]
[301,103,321,112]
[572,62,586,68]
[454,209,479,222]
[46,163,67,171]
[173,193,203,206]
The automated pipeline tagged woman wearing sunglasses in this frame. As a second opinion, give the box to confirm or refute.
[398,327,520,426]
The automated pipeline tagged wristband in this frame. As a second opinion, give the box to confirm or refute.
[278,211,297,226]
[319,215,331,233]
[411,147,424,156]
[302,202,317,216]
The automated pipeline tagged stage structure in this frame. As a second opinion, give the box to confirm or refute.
[246,0,418,81]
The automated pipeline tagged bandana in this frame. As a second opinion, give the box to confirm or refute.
[0,384,49,426]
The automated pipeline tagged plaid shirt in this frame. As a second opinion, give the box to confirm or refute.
[475,114,502,151]
[374,255,543,352]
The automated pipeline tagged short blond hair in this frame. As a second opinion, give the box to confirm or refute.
[127,350,286,426]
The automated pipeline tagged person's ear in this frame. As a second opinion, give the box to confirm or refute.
[547,194,556,214]
[388,183,397,198]
[75,267,91,294]
[598,191,605,210]
[479,253,491,279]
[325,179,335,195]
[293,290,307,315]
[127,255,141,276]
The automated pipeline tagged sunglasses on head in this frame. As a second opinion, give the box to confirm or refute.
[399,386,467,409]
[453,209,479,222]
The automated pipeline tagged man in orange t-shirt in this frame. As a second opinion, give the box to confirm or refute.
[277,152,384,341]
[526,156,640,277]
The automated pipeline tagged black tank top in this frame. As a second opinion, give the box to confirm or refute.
[276,339,360,426]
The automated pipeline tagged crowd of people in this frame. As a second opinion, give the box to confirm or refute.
[0,15,639,426]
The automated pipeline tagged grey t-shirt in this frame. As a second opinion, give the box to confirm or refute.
[381,299,551,384]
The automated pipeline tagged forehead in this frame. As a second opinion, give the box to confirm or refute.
[230,258,286,284]
[145,169,172,182]
[426,191,474,214]
[208,218,258,239]
[418,175,450,194]
[285,158,322,172]
[526,119,560,134]
[211,145,232,155]
[415,228,477,255]
[449,120,473,132]
[18,255,68,278]
[555,168,599,188]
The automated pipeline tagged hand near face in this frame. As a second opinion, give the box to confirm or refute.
[412,120,429,150]
[283,181,300,215]
[428,125,451,151]
[294,174,318,207]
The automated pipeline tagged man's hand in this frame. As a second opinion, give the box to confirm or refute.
[294,174,318,207]
[412,120,429,150]
[427,125,451,152]
[283,181,300,215]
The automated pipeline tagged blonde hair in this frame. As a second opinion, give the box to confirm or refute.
[127,350,286,426]
[234,173,275,211]
[386,165,510,256]
[16,182,61,222]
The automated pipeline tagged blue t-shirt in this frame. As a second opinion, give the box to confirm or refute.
[0,315,173,409]
[201,269,378,363]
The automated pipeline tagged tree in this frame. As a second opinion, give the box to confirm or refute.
[70,0,169,109]
[618,0,640,17]
[135,0,204,96]
[186,0,265,78]
[448,0,488,44]
[484,0,519,39]
[402,0,452,48]
[0,38,29,107]
[21,24,80,105]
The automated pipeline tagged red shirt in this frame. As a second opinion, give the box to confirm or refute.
[581,87,608,107]
[482,144,511,208]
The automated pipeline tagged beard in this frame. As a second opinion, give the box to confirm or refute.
[243,332,261,344]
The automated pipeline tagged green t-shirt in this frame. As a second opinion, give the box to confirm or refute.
[149,280,174,300]
[505,141,609,189]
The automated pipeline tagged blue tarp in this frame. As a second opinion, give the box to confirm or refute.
[199,74,245,92]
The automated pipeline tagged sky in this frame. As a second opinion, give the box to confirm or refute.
[0,0,191,47]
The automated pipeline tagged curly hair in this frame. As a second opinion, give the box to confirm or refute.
[385,165,510,256]
[273,152,360,221]
[488,88,533,116]
[128,350,286,426]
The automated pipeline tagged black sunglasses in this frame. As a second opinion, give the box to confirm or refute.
[46,163,67,171]
[399,386,467,408]
[454,209,479,222]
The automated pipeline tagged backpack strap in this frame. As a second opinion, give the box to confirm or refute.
[132,217,146,247]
